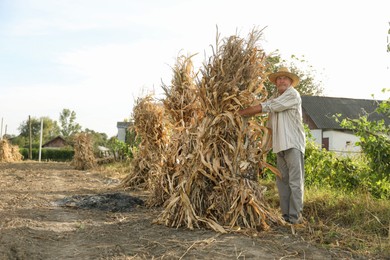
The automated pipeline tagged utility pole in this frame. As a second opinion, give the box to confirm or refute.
[39,118,43,162]
[0,117,3,140]
[29,115,32,160]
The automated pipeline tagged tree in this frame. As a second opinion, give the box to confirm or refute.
[84,128,108,148]
[264,53,324,97]
[387,21,390,53]
[14,116,60,147]
[59,109,82,138]
[338,91,389,198]
[42,117,61,139]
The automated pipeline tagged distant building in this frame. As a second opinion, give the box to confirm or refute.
[97,145,111,157]
[42,136,68,149]
[116,122,132,142]
[301,96,389,156]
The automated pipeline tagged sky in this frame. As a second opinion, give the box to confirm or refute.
[1,0,389,138]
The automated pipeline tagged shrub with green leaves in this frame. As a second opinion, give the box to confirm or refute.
[304,140,371,192]
[338,92,390,198]
[107,138,136,160]
[20,148,74,161]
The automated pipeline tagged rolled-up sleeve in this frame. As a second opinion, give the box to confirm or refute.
[260,87,306,154]
[261,88,299,113]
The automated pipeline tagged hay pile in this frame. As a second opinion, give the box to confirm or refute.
[0,139,23,162]
[162,55,201,126]
[121,95,168,192]
[143,55,202,207]
[71,133,97,170]
[154,29,282,233]
[123,29,283,233]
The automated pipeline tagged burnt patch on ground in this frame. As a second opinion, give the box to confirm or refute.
[54,192,144,212]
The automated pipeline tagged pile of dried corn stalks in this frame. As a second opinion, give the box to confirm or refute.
[71,133,97,170]
[123,29,283,232]
[146,55,202,207]
[0,139,23,162]
[121,95,168,193]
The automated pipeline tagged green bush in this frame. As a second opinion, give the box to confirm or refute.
[20,148,74,161]
[305,141,370,190]
[336,95,389,198]
[107,138,137,160]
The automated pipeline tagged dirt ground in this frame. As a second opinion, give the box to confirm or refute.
[0,162,362,260]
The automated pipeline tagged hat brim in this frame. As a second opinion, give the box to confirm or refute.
[268,71,300,87]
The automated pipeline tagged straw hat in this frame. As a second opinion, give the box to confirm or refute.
[268,67,300,87]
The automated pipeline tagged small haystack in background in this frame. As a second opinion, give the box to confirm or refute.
[121,95,168,191]
[0,139,23,162]
[71,133,97,170]
[156,29,283,233]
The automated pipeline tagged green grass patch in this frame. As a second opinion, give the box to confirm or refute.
[300,186,389,257]
[259,178,389,258]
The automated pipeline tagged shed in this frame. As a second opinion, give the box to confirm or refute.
[42,136,68,149]
[97,145,111,157]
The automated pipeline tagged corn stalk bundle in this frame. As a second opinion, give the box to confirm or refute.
[162,55,202,126]
[10,145,23,162]
[0,139,23,162]
[121,95,168,191]
[156,29,283,233]
[71,133,97,170]
[147,56,202,207]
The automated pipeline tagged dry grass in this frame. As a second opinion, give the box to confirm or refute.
[303,187,390,257]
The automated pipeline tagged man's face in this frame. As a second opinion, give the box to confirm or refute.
[275,76,292,94]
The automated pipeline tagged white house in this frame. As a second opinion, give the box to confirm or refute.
[301,96,389,156]
[116,121,132,142]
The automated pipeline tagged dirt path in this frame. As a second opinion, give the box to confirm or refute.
[0,162,353,259]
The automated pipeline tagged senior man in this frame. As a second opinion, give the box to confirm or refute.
[239,67,306,224]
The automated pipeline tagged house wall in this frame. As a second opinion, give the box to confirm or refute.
[308,129,361,156]
[117,128,127,142]
[323,130,361,156]
[309,129,322,145]
[117,122,132,143]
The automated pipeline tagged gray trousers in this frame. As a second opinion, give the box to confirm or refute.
[276,148,305,223]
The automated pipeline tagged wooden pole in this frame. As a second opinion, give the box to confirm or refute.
[39,118,43,162]
[29,115,32,160]
[0,117,3,140]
